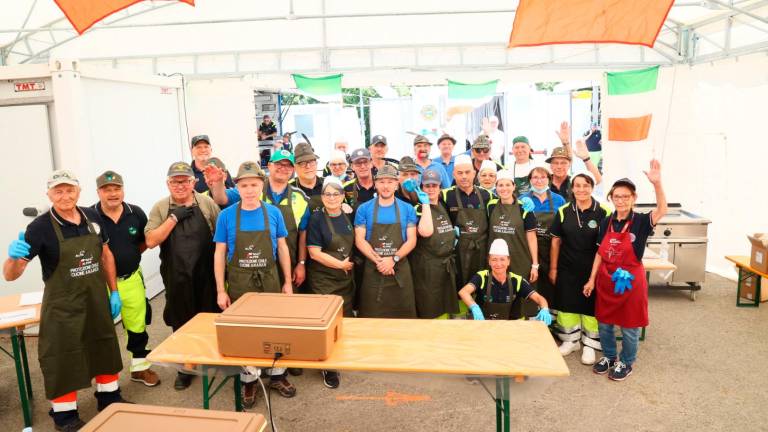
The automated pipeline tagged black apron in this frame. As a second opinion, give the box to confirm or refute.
[555,201,601,316]
[39,210,122,399]
[454,187,488,286]
[525,191,556,316]
[478,271,522,321]
[227,203,281,302]
[410,203,459,318]
[488,201,533,277]
[293,177,324,213]
[359,200,417,318]
[307,209,356,317]
[159,198,218,331]
[264,183,299,268]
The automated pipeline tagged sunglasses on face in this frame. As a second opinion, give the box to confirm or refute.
[473,148,490,154]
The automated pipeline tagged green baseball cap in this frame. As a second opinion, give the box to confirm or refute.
[269,149,295,165]
[167,161,194,177]
[96,170,124,188]
[235,161,266,182]
[513,136,529,145]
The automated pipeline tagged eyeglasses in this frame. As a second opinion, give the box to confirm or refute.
[168,179,193,187]
[473,148,490,154]
[612,194,633,201]
[297,160,317,169]
[352,160,371,167]
[530,176,549,181]
[273,162,294,170]
[322,192,342,198]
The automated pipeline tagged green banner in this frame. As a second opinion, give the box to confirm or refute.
[447,79,499,100]
[292,74,343,102]
[606,66,659,96]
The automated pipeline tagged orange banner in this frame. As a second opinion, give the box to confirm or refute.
[509,0,674,48]
[54,0,195,35]
[608,115,652,142]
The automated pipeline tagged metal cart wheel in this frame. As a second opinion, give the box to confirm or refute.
[690,290,696,301]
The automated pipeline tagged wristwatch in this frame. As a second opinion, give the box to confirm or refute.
[393,255,401,263]
[582,156,591,162]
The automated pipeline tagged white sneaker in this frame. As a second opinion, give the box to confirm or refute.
[559,341,581,356]
[581,346,596,365]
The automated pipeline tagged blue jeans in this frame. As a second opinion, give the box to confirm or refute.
[598,323,641,366]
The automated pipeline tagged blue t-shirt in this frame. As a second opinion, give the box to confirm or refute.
[523,191,566,214]
[416,160,451,189]
[354,198,418,242]
[213,203,288,261]
[223,187,310,230]
[432,156,455,184]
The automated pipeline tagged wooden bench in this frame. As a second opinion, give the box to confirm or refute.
[725,255,767,307]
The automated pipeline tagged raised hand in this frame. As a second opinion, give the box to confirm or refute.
[574,139,589,160]
[556,121,571,144]
[643,159,662,185]
[203,165,225,185]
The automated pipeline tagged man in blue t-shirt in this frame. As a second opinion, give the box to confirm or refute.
[354,164,419,318]
[212,161,297,405]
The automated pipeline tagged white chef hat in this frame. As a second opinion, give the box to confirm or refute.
[496,169,514,183]
[322,176,344,193]
[479,160,497,173]
[488,238,509,256]
[454,154,472,167]
[329,150,348,164]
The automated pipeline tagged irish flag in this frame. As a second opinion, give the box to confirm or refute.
[446,79,499,120]
[292,74,343,103]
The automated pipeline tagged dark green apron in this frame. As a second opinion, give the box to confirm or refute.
[525,191,556,317]
[293,177,324,213]
[39,210,122,399]
[479,271,521,321]
[488,201,533,318]
[307,209,355,317]
[410,203,459,318]
[359,200,417,318]
[513,162,532,196]
[264,183,298,268]
[159,198,218,331]
[227,203,281,302]
[454,187,488,286]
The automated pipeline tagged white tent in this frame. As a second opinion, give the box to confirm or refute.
[1,0,767,280]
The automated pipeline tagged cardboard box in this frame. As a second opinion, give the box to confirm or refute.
[748,233,768,274]
[215,293,343,361]
[81,403,266,431]
[739,274,768,303]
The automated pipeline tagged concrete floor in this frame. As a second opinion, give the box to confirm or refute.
[1,272,767,431]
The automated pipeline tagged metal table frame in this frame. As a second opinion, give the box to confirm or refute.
[1,326,34,428]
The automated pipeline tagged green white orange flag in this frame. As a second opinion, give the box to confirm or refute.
[605,66,659,142]
[292,74,343,103]
[446,79,499,120]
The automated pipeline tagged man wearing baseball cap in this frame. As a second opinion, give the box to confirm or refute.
[257,114,278,141]
[145,161,221,391]
[93,170,160,388]
[354,165,418,318]
[343,148,376,210]
[367,134,399,176]
[509,135,537,195]
[433,133,458,184]
[470,135,503,181]
[189,135,235,194]
[213,161,295,404]
[4,170,127,430]
[412,135,451,188]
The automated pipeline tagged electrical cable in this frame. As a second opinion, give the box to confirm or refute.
[166,72,190,144]
[266,353,282,432]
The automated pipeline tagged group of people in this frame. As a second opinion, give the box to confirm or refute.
[3,124,666,431]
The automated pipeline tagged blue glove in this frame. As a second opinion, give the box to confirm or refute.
[416,190,430,204]
[469,304,485,320]
[535,308,552,325]
[8,231,30,260]
[109,291,122,319]
[611,268,635,295]
[453,226,460,246]
[402,178,418,193]
[520,197,535,213]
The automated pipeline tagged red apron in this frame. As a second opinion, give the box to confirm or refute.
[595,215,648,328]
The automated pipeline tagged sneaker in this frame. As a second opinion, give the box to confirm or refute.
[269,377,297,398]
[592,357,617,375]
[242,381,259,408]
[54,418,86,432]
[321,370,340,389]
[174,372,193,390]
[581,346,597,365]
[131,369,161,387]
[558,340,581,356]
[288,368,304,376]
[608,361,633,381]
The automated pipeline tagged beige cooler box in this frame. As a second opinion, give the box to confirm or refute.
[81,403,266,431]
[215,293,343,360]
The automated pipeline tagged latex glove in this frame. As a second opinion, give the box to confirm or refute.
[520,197,535,213]
[8,232,30,259]
[469,304,485,321]
[535,308,552,325]
[402,178,418,193]
[416,190,430,204]
[109,291,122,319]
[170,206,194,223]
[453,226,460,247]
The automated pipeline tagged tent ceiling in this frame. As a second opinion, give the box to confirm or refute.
[1,0,766,80]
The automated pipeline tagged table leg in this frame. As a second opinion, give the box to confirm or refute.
[233,374,242,412]
[736,267,760,308]
[18,330,33,400]
[495,377,511,432]
[202,366,211,410]
[11,328,32,427]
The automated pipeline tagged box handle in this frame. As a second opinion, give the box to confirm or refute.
[334,325,339,342]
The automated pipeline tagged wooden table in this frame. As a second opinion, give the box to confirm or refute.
[0,293,42,428]
[725,255,767,307]
[148,313,570,432]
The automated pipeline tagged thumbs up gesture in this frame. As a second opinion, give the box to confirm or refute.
[8,231,31,260]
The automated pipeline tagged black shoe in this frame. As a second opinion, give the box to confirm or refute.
[95,389,134,412]
[608,361,633,381]
[288,368,304,376]
[321,370,340,389]
[592,357,617,375]
[50,409,86,432]
[55,418,86,432]
[174,372,194,390]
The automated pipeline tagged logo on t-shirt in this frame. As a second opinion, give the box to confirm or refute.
[128,226,138,236]
[587,220,598,229]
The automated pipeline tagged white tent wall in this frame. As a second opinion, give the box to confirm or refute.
[279,103,362,164]
[185,78,258,168]
[0,61,188,295]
